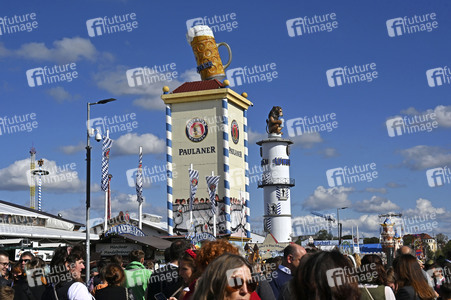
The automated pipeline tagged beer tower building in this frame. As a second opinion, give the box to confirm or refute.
[161,81,252,237]
[257,110,295,243]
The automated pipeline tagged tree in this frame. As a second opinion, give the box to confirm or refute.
[436,233,449,248]
[403,235,414,246]
[315,229,333,240]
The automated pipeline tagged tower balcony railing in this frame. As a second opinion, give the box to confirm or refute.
[257,177,295,188]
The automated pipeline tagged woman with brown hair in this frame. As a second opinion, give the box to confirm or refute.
[392,254,437,300]
[95,263,127,300]
[192,253,257,300]
[183,239,240,300]
[358,254,395,300]
[291,250,361,300]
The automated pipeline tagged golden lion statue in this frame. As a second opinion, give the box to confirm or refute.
[266,106,283,135]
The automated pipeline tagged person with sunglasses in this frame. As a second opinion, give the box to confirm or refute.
[18,251,34,272]
[192,253,258,300]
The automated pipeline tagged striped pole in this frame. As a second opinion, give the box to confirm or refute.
[166,105,174,235]
[37,164,42,211]
[222,99,231,234]
[243,109,251,238]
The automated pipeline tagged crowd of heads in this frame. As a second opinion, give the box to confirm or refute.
[0,241,451,300]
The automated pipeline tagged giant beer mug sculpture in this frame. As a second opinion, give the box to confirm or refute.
[187,25,232,81]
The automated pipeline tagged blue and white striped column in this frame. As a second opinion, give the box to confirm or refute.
[243,110,251,238]
[166,104,174,235]
[37,165,42,211]
[222,99,231,234]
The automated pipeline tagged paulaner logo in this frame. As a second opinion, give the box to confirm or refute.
[186,13,238,33]
[86,13,138,37]
[426,67,451,87]
[286,113,338,137]
[0,13,38,36]
[87,113,138,137]
[326,163,378,187]
[326,63,378,87]
[386,13,438,37]
[286,13,338,37]
[0,113,38,136]
[26,63,78,87]
[426,167,451,187]
[126,63,178,87]
[386,113,438,137]
[226,63,278,87]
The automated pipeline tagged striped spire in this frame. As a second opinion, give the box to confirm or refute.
[101,136,113,191]
[136,146,143,203]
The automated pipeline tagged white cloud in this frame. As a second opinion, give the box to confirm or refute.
[303,186,354,210]
[320,147,339,158]
[386,182,406,188]
[292,215,335,236]
[353,196,400,213]
[60,141,86,155]
[399,105,451,128]
[46,87,78,102]
[398,145,451,170]
[247,128,266,143]
[403,198,446,216]
[364,187,387,194]
[10,37,104,63]
[113,133,165,156]
[93,66,200,111]
[292,132,323,148]
[0,158,84,192]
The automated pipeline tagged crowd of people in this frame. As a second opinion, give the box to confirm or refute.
[0,241,450,300]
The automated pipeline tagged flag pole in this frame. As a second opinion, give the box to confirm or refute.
[240,188,244,247]
[212,171,216,238]
[189,164,193,234]
[138,146,143,230]
[104,129,110,233]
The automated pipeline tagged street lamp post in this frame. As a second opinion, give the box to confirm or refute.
[86,98,116,284]
[337,206,348,247]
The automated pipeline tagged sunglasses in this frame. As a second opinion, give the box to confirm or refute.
[19,259,31,263]
[226,276,258,293]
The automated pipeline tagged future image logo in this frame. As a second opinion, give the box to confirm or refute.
[86,13,138,37]
[386,113,438,137]
[226,63,278,87]
[186,13,238,33]
[26,63,78,87]
[426,167,451,187]
[286,113,338,137]
[426,67,451,87]
[386,13,438,37]
[0,13,38,36]
[126,64,178,87]
[326,163,378,187]
[87,113,138,137]
[286,13,338,37]
[326,63,378,87]
[0,113,38,136]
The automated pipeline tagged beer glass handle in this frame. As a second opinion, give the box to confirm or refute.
[217,42,232,69]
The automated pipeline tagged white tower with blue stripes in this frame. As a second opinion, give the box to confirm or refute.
[257,133,294,243]
[161,81,252,238]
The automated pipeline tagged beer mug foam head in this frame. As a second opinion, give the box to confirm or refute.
[187,25,232,81]
[186,25,214,44]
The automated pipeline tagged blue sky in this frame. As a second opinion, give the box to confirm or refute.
[0,0,450,239]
